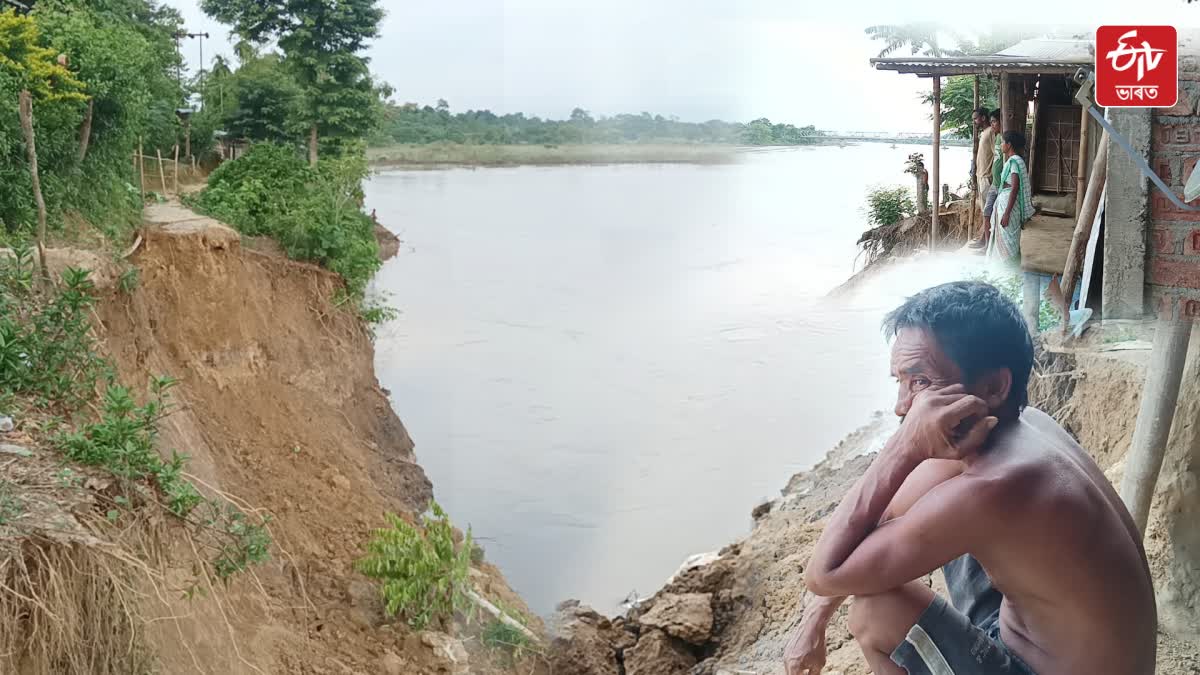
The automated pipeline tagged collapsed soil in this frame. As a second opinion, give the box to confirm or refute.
[61,206,548,674]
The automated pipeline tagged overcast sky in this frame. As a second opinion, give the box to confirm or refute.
[168,0,1200,133]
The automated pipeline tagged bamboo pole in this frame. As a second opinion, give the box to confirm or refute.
[1057,131,1109,330]
[138,137,145,202]
[18,90,49,281]
[1121,319,1193,536]
[1075,103,1090,218]
[173,144,179,195]
[931,76,942,250]
[1000,73,1010,132]
[971,76,980,238]
[156,148,167,195]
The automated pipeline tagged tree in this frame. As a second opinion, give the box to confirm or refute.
[923,75,998,138]
[201,0,385,165]
[219,53,303,143]
[865,23,948,57]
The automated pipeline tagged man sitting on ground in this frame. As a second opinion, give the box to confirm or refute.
[783,281,1156,675]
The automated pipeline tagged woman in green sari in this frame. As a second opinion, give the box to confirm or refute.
[986,131,1035,265]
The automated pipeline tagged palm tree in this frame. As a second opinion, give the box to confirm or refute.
[865,23,948,58]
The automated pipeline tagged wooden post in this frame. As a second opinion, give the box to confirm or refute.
[1075,104,1090,219]
[18,91,49,281]
[931,76,942,250]
[138,137,145,201]
[1121,319,1194,536]
[77,98,94,164]
[1058,132,1109,330]
[971,76,981,238]
[308,124,318,167]
[156,148,167,195]
[173,144,180,195]
[1027,94,1040,182]
[1000,73,1010,132]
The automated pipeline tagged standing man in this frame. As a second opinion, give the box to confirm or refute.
[783,281,1156,675]
[969,107,996,249]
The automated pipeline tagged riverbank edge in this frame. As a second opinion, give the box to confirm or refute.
[547,339,1200,675]
[367,143,746,168]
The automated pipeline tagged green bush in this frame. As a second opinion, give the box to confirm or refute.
[0,249,110,410]
[865,185,915,227]
[0,252,270,582]
[355,502,474,630]
[193,143,381,297]
[972,271,1060,332]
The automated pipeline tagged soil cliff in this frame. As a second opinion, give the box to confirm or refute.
[21,203,544,674]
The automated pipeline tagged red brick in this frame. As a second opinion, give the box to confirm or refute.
[1160,95,1197,117]
[1187,230,1200,255]
[1153,228,1177,253]
[1154,123,1200,151]
[1152,193,1200,221]
[1149,257,1200,289]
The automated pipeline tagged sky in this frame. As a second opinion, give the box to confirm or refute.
[167,0,1200,134]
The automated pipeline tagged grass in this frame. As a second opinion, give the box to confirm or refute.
[366,143,743,167]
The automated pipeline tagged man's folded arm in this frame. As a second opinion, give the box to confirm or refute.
[806,473,985,597]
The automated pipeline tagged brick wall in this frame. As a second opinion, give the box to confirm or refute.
[1148,54,1200,320]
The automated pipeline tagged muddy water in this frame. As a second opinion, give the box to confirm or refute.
[366,143,976,615]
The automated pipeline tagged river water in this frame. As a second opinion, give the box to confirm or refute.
[365,143,976,616]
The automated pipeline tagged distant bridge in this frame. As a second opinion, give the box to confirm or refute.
[814,130,971,147]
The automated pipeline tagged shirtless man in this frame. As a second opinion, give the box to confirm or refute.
[783,281,1156,675]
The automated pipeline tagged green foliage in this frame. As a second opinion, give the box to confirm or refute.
[865,23,947,57]
[201,0,386,160]
[0,10,86,100]
[0,247,110,410]
[0,2,183,240]
[118,266,139,293]
[355,503,474,630]
[199,53,304,144]
[194,143,381,296]
[864,186,915,227]
[483,620,532,660]
[922,75,999,139]
[0,252,270,582]
[973,270,1060,332]
[373,100,822,147]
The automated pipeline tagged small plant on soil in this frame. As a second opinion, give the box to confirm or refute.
[355,502,474,630]
[864,185,916,228]
[117,267,139,294]
[483,618,532,661]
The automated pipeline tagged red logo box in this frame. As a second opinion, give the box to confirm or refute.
[1096,26,1178,108]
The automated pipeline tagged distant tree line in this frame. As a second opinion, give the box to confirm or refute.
[369,100,823,147]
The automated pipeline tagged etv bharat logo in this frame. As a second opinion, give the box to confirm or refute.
[1096,26,1178,108]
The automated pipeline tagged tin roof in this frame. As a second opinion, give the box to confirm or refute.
[872,38,1093,76]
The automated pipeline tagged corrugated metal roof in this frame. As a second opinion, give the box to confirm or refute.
[994,39,1092,62]
[872,38,1093,75]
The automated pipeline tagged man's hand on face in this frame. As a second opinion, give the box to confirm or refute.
[898,384,998,461]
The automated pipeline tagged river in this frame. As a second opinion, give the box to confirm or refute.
[365,143,977,616]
